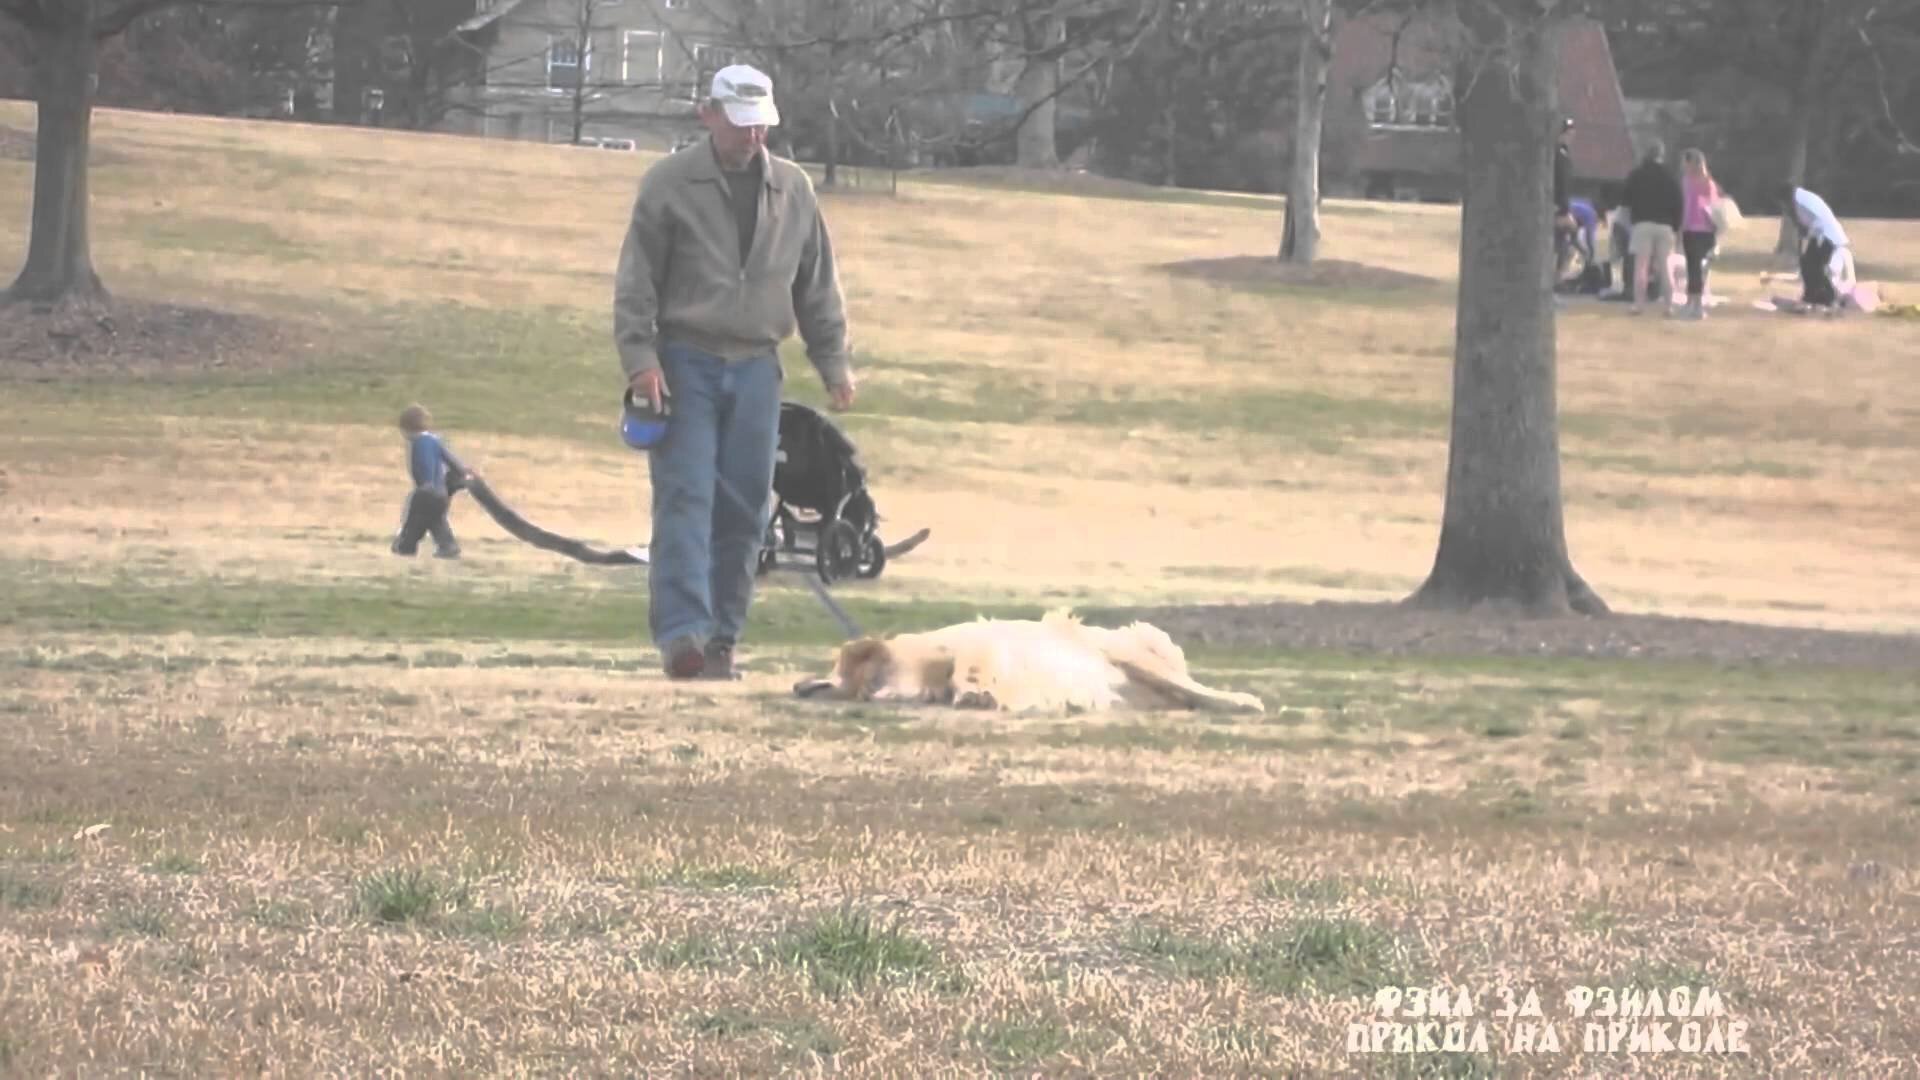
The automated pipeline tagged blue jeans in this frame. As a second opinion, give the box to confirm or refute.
[647,341,783,649]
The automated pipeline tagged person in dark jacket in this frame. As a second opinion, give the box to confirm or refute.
[1553,118,1576,276]
[1622,140,1683,314]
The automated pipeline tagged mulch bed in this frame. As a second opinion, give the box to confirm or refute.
[1130,599,1920,673]
[0,296,302,379]
[1157,255,1439,291]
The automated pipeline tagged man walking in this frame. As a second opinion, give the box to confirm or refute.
[613,63,856,680]
[1622,140,1683,315]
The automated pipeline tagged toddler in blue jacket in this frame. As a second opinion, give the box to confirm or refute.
[391,404,462,559]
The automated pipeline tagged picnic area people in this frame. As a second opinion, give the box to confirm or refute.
[1678,148,1722,320]
[1622,140,1683,315]
[390,404,463,560]
[612,62,857,681]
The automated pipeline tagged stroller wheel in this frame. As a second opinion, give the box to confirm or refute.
[855,533,887,579]
[816,519,861,584]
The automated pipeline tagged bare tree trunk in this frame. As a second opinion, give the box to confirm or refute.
[1776,0,1833,257]
[6,0,108,307]
[1406,12,1607,618]
[571,58,587,144]
[1015,11,1062,169]
[1280,0,1332,263]
[1773,116,1809,256]
[824,42,841,188]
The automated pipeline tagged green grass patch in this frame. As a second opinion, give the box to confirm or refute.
[129,213,313,263]
[689,1007,845,1058]
[970,1018,1070,1069]
[144,852,204,875]
[0,872,62,911]
[1124,917,1416,997]
[769,907,940,997]
[355,866,470,925]
[0,562,1045,647]
[1256,873,1391,904]
[646,933,729,969]
[444,905,527,940]
[101,908,170,938]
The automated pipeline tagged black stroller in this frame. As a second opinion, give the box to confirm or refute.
[759,401,924,583]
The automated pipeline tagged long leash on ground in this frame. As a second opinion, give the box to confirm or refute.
[711,470,866,641]
[444,448,865,640]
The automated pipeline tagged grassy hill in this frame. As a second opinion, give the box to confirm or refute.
[4,101,1919,633]
[2,104,1919,1077]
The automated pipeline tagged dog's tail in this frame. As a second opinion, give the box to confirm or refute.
[1114,659,1265,715]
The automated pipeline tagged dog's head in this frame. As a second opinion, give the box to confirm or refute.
[793,637,893,700]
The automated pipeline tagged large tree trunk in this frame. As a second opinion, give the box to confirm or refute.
[1776,0,1834,257]
[1014,12,1063,169]
[1280,0,1332,263]
[6,0,108,307]
[1406,12,1607,618]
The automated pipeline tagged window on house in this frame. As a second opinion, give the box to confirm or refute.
[1363,73,1454,130]
[548,40,586,92]
[683,41,730,101]
[1363,76,1397,125]
[623,29,662,85]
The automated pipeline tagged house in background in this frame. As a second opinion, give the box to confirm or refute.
[444,0,732,149]
[1322,13,1636,203]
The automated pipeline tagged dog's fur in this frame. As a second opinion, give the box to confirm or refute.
[793,610,1264,715]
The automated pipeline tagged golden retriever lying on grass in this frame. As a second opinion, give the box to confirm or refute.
[792,610,1264,715]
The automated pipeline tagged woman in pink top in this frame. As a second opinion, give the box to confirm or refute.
[1678,148,1721,319]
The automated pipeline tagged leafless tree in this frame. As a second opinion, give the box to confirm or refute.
[0,0,351,308]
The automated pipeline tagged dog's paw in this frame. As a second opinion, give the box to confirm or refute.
[792,677,838,699]
[954,688,999,710]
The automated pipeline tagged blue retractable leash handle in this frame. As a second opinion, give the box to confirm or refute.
[619,388,864,641]
[621,388,671,451]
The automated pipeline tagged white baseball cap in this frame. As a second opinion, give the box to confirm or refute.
[710,64,779,128]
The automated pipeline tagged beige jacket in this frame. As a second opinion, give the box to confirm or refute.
[613,141,851,387]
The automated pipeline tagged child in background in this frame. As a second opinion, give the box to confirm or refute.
[391,404,462,559]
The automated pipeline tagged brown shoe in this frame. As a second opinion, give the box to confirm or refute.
[662,635,706,680]
[699,639,741,681]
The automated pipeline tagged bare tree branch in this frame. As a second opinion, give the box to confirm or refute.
[94,0,358,40]
[93,0,176,38]
[1856,9,1920,154]
[0,0,45,31]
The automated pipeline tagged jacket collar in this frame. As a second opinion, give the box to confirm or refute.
[684,138,783,192]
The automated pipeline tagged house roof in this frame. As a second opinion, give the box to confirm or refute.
[1328,13,1636,183]
[456,0,529,35]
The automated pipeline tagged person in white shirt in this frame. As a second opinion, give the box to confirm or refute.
[1779,184,1853,308]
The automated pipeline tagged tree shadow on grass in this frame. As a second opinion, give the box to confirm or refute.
[1156,255,1445,299]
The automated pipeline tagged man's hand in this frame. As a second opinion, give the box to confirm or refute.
[827,372,856,412]
[630,367,668,413]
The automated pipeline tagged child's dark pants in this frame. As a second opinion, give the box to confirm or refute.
[392,486,460,557]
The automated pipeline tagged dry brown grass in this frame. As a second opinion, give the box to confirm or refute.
[2,635,1917,1075]
[3,103,1920,1075]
